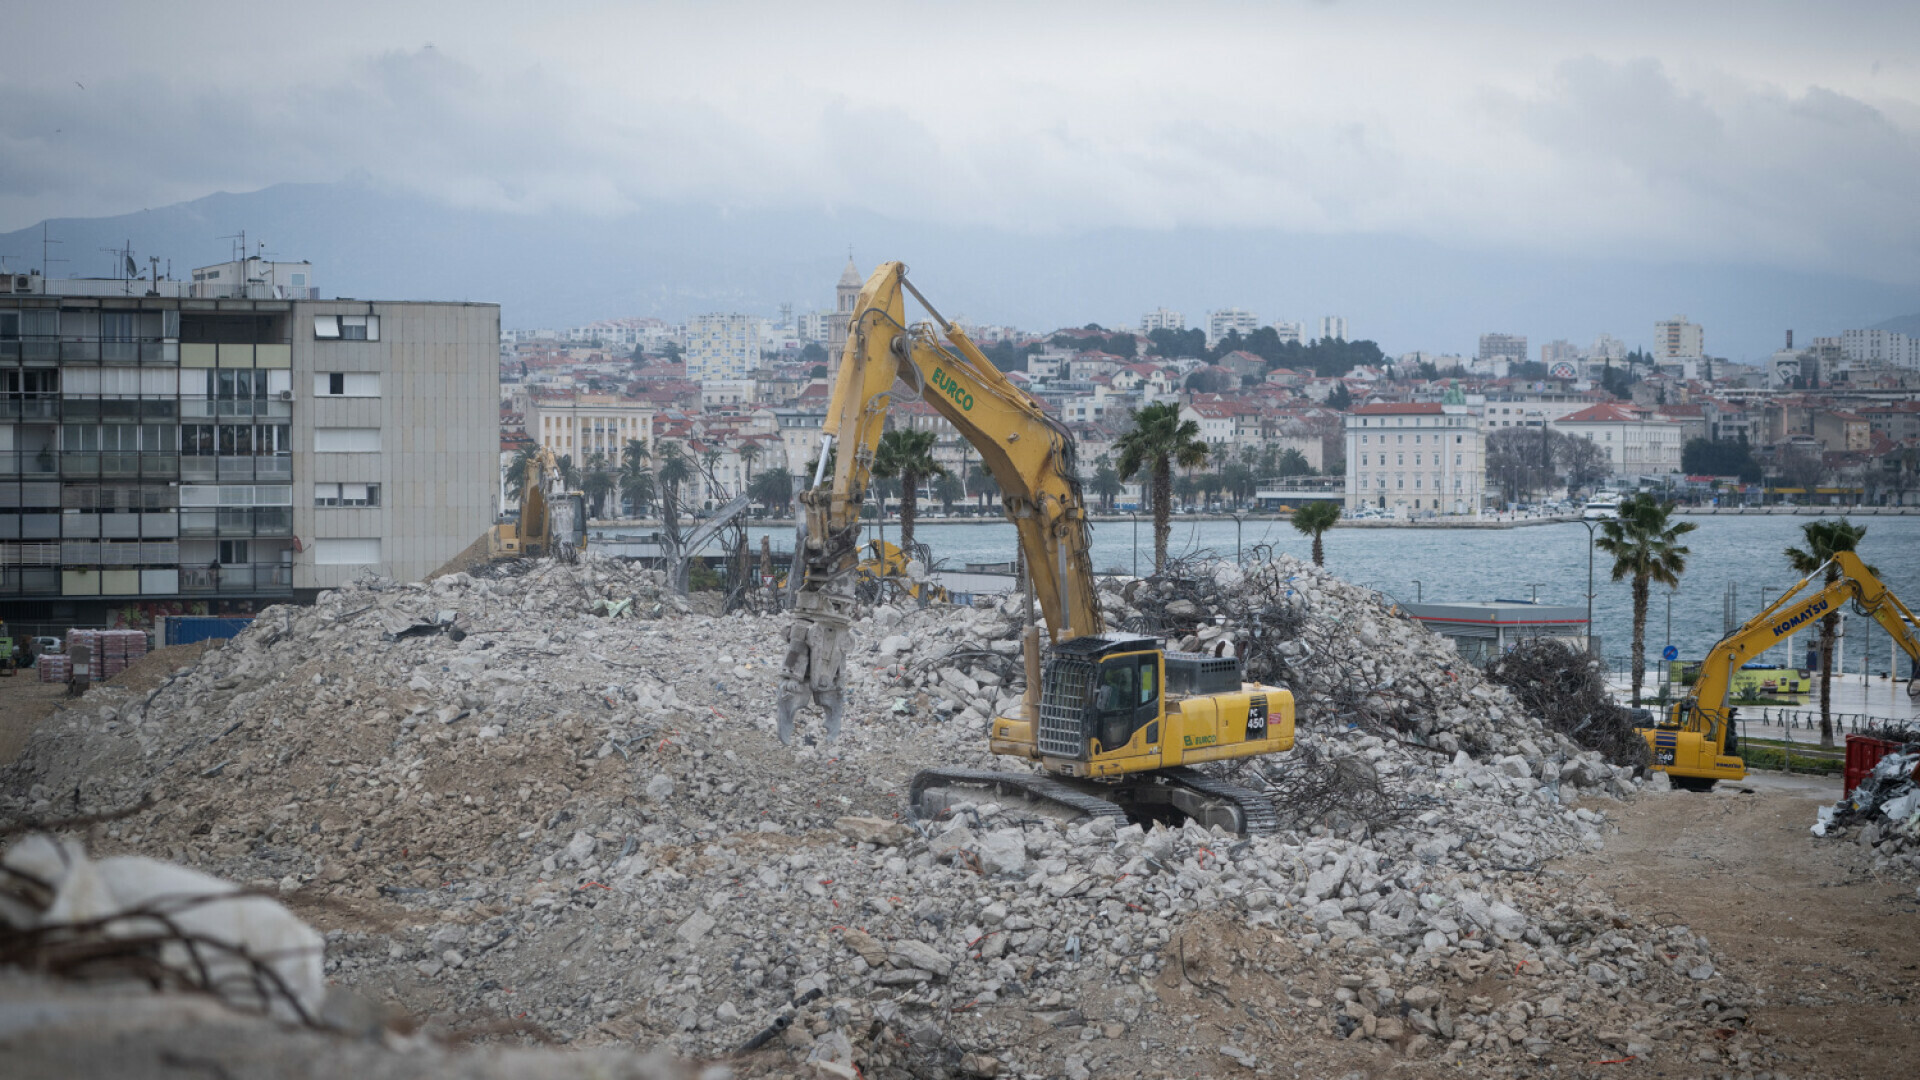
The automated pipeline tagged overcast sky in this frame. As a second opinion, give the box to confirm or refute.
[4,0,1917,285]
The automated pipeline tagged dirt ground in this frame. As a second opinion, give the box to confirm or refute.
[1564,777,1920,1080]
[0,643,206,769]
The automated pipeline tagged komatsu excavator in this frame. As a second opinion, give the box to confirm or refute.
[775,262,1295,834]
[1644,549,1920,790]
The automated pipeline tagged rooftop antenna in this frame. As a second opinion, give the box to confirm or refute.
[99,238,136,293]
[219,230,248,264]
[40,223,65,278]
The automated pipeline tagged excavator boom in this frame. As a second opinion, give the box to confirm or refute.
[776,263,1101,739]
[1649,549,1920,787]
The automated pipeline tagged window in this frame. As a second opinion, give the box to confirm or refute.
[314,372,380,397]
[315,427,380,452]
[219,540,250,564]
[314,482,380,507]
[313,314,379,341]
[314,537,381,565]
[0,312,16,338]
[100,312,136,342]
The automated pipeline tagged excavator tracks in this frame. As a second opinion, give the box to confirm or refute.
[909,765,1281,836]
[909,767,1132,828]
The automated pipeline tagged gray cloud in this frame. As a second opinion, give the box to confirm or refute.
[1,2,1917,283]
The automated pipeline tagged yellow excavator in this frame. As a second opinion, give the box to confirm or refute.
[776,262,1295,833]
[493,446,586,559]
[856,539,948,604]
[1645,549,1920,790]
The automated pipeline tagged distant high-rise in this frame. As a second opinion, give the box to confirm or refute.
[1317,316,1348,342]
[1140,307,1184,333]
[1540,340,1579,366]
[686,313,762,381]
[1206,308,1259,348]
[1478,332,1528,363]
[1654,316,1704,360]
[1272,320,1303,346]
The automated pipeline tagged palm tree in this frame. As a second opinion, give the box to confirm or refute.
[739,441,761,483]
[1595,493,1698,706]
[1291,501,1340,566]
[1785,518,1870,747]
[1222,462,1257,508]
[505,444,539,505]
[580,453,615,519]
[619,460,656,518]
[555,453,579,491]
[968,464,999,511]
[700,447,723,507]
[621,437,650,473]
[655,440,695,542]
[932,472,965,515]
[1115,401,1210,574]
[749,465,794,516]
[1089,459,1123,513]
[1174,474,1200,511]
[872,427,947,554]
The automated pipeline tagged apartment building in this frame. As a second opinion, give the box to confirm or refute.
[1140,308,1184,333]
[1478,333,1529,363]
[1206,308,1259,348]
[1344,401,1485,516]
[0,277,498,624]
[1317,316,1348,343]
[1654,316,1705,360]
[685,314,761,381]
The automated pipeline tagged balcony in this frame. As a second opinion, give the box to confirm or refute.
[178,562,293,596]
[0,398,61,421]
[0,451,62,476]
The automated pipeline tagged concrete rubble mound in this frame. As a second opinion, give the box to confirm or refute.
[0,553,1790,1077]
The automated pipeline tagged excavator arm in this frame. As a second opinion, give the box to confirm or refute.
[1655,549,1920,783]
[776,262,1103,741]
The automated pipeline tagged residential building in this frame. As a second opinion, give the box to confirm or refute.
[0,277,498,624]
[1842,328,1920,370]
[1344,400,1484,516]
[1140,308,1184,333]
[1317,316,1348,342]
[1540,339,1579,368]
[1478,333,1529,364]
[1654,316,1704,361]
[1272,321,1303,346]
[1812,410,1872,453]
[1550,403,1683,478]
[685,314,761,382]
[1206,308,1259,348]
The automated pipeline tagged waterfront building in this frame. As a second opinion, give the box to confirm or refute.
[1343,398,1485,517]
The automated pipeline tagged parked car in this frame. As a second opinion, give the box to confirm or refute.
[31,636,61,655]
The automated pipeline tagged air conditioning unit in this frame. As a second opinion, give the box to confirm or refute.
[2,275,28,293]
[277,390,294,401]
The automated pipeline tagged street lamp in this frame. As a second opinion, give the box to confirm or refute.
[1578,518,1601,654]
[1411,579,1423,602]
[1228,511,1245,564]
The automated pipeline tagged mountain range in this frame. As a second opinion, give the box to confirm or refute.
[3,180,1915,363]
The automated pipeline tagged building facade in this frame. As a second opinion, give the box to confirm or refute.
[0,286,498,623]
[1206,308,1259,348]
[1478,333,1529,363]
[685,314,761,381]
[1317,316,1348,343]
[1550,403,1683,478]
[1654,316,1705,361]
[1344,401,1484,516]
[1140,307,1184,333]
[528,394,654,463]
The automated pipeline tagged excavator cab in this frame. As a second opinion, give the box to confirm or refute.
[1003,633,1294,781]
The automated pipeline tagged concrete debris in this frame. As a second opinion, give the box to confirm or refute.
[0,553,1778,1077]
[1812,742,1920,878]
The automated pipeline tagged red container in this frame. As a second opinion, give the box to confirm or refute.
[1845,734,1920,796]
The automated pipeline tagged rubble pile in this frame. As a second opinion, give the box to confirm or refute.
[1812,738,1920,879]
[0,554,1790,1077]
[1484,638,1651,768]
